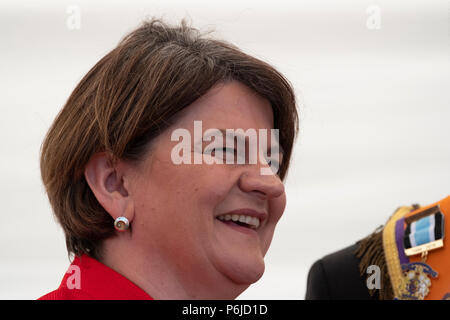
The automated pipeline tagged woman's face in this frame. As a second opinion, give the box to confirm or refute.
[128,81,286,297]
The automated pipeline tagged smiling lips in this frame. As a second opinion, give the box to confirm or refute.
[216,209,267,230]
[217,214,260,229]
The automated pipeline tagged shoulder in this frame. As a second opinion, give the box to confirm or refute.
[37,254,153,300]
[38,287,94,300]
[305,243,376,300]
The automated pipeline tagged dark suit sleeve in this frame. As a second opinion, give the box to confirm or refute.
[305,243,378,300]
[305,259,331,300]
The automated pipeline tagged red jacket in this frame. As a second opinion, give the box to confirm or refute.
[38,254,153,300]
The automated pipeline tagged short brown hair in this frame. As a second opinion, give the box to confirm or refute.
[40,17,299,260]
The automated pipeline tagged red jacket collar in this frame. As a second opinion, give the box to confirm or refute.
[57,254,153,300]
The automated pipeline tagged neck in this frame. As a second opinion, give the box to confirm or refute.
[98,235,248,299]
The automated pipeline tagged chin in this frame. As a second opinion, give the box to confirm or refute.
[223,257,266,285]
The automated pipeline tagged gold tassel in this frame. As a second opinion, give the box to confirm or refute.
[353,204,420,300]
[354,225,393,300]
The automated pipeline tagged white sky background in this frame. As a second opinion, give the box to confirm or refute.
[0,0,449,299]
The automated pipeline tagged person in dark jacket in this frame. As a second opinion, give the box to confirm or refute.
[306,196,450,300]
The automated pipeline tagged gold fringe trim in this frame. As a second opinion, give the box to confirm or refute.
[354,204,420,300]
[383,205,418,299]
[354,225,393,299]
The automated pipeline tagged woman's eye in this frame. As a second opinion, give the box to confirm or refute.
[224,147,236,153]
[211,147,235,155]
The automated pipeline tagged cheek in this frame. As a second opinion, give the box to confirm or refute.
[137,158,236,226]
[185,166,237,219]
[260,192,286,254]
[268,192,286,225]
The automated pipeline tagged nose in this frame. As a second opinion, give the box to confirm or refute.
[238,170,285,201]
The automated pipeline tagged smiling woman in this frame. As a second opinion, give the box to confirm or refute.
[38,17,299,300]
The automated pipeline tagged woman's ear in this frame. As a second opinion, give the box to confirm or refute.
[84,152,135,222]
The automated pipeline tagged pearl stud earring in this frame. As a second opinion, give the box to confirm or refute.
[114,217,130,231]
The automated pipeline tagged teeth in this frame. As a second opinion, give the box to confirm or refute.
[217,214,261,229]
[251,217,260,229]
